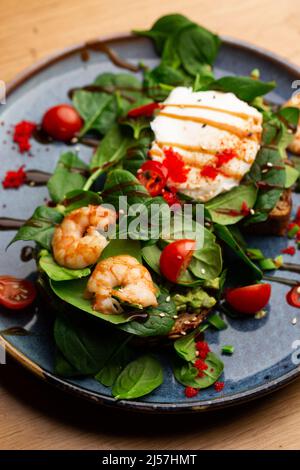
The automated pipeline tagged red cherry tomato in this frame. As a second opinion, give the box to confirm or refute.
[137,160,168,196]
[225,283,271,314]
[42,104,83,141]
[286,285,300,308]
[127,102,161,118]
[159,239,196,283]
[0,276,37,310]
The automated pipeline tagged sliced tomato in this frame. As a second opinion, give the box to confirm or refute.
[159,239,196,283]
[42,104,83,141]
[225,283,271,314]
[127,102,161,118]
[137,160,168,196]
[286,285,300,308]
[0,276,37,310]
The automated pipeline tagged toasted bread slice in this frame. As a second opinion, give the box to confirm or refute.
[244,189,292,236]
[168,308,210,340]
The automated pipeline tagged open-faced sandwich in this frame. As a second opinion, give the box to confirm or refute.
[4,14,300,401]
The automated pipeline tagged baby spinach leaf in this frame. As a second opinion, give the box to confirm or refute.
[189,243,222,280]
[112,355,163,399]
[173,352,224,389]
[246,146,285,224]
[177,23,220,76]
[204,76,276,101]
[47,152,89,204]
[73,91,113,137]
[54,314,130,375]
[100,239,142,263]
[9,206,63,251]
[120,116,151,140]
[61,189,102,214]
[134,14,193,54]
[123,135,151,175]
[285,164,299,188]
[102,169,149,208]
[174,325,208,362]
[205,184,257,225]
[39,252,91,281]
[95,337,133,387]
[119,290,176,337]
[94,72,143,102]
[213,224,262,279]
[90,124,135,171]
[54,349,83,377]
[141,244,161,274]
[50,278,134,324]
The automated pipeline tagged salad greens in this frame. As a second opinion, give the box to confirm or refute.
[9,13,300,401]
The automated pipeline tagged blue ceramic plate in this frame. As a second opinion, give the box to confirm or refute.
[1,34,300,412]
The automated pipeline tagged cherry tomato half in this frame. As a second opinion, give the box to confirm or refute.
[286,285,300,308]
[127,102,161,118]
[137,160,168,196]
[159,239,196,283]
[225,283,271,314]
[42,104,83,141]
[0,276,37,310]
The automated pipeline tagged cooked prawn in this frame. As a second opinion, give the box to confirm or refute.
[52,205,116,269]
[86,255,158,314]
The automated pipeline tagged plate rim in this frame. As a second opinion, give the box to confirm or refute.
[2,32,300,413]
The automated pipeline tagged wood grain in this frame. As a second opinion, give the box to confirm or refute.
[1,0,300,451]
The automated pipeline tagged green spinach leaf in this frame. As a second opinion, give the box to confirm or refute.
[205,184,257,225]
[173,352,224,389]
[9,206,63,250]
[112,355,163,399]
[213,224,262,279]
[119,290,176,337]
[203,76,276,102]
[39,251,90,281]
[47,152,89,204]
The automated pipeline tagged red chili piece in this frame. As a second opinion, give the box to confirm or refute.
[127,102,161,118]
[200,165,219,180]
[216,149,237,167]
[161,187,181,207]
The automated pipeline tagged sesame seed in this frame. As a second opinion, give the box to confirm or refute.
[166,296,170,302]
[71,137,78,144]
[204,222,211,227]
[75,145,80,152]
[266,162,273,168]
[29,181,35,187]
[183,320,191,325]
[297,286,300,294]
[250,209,255,215]
[173,315,178,319]
[192,316,198,321]
[159,313,165,318]
[195,351,199,357]
[262,168,268,174]
[288,129,293,134]
[181,331,187,336]
[292,317,297,325]
[200,268,206,274]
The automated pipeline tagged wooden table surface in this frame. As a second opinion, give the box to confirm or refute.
[1,0,300,450]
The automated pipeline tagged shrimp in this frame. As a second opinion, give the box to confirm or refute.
[52,205,116,269]
[86,255,158,314]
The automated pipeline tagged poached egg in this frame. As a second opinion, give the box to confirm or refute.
[149,87,263,202]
